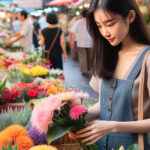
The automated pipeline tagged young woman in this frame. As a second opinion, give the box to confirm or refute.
[69,0,150,149]
[41,13,67,70]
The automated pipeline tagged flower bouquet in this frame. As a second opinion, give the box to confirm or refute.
[30,91,99,150]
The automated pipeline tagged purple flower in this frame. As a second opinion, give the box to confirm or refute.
[28,127,47,145]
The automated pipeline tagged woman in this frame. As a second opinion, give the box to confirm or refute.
[69,0,150,149]
[41,13,67,70]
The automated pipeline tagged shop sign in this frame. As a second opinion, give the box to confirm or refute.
[18,0,42,8]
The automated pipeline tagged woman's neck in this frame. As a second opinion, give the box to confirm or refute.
[121,34,145,52]
[48,24,57,28]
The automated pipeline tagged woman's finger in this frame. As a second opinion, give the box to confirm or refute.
[76,130,93,139]
[85,133,106,145]
[68,131,77,140]
[81,133,100,143]
[76,125,94,134]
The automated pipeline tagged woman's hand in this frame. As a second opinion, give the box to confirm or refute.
[6,41,13,47]
[63,54,67,62]
[68,131,77,140]
[76,120,117,145]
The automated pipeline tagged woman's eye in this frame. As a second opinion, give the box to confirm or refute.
[107,23,115,27]
[97,25,102,28]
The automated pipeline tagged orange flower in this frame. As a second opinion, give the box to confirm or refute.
[0,134,13,149]
[4,124,28,140]
[47,87,66,95]
[15,135,34,150]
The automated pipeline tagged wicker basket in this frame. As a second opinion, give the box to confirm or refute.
[53,133,83,150]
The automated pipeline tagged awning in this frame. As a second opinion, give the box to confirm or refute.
[48,0,79,6]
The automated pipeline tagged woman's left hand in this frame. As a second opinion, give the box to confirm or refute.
[76,120,116,145]
[63,54,67,62]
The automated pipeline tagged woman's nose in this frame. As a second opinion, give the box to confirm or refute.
[101,27,110,38]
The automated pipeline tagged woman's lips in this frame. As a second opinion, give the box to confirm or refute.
[107,38,115,43]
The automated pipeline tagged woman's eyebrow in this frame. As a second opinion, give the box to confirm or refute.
[96,19,115,24]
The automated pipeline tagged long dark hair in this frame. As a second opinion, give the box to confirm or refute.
[87,0,150,79]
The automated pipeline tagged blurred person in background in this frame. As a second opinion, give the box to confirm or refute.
[40,13,67,70]
[12,13,22,33]
[71,9,93,76]
[39,12,49,30]
[6,10,33,52]
[68,16,80,60]
[31,15,41,49]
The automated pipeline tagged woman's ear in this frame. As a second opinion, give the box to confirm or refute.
[128,10,136,23]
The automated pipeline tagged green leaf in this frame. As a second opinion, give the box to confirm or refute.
[47,124,70,144]
[2,147,7,150]
[13,143,18,150]
[127,144,140,150]
[53,117,71,126]
[8,142,12,150]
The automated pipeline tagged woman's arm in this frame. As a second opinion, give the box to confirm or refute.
[60,33,67,61]
[86,100,100,121]
[40,35,45,50]
[114,119,150,133]
[76,119,150,145]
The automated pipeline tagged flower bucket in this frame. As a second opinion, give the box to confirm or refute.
[0,103,33,113]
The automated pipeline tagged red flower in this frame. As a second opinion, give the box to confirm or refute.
[60,75,65,80]
[28,89,38,98]
[3,59,10,68]
[45,59,51,65]
[13,82,38,89]
[9,58,16,63]
[2,88,21,103]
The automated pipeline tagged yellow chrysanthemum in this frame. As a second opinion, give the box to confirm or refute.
[15,135,34,150]
[19,66,31,75]
[29,145,57,150]
[4,124,28,140]
[30,65,49,76]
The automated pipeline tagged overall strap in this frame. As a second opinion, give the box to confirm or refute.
[127,46,150,81]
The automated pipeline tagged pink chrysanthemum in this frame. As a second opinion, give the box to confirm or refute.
[57,91,89,101]
[31,100,54,133]
[69,105,87,120]
[31,96,62,133]
[47,95,62,111]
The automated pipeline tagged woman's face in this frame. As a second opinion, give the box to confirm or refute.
[94,9,130,46]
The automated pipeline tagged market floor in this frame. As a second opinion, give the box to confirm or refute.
[63,55,98,105]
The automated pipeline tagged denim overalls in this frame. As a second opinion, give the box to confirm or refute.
[96,47,150,150]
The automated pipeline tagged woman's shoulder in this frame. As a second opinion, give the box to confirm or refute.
[89,75,101,93]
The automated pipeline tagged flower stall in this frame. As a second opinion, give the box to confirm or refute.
[0,41,93,149]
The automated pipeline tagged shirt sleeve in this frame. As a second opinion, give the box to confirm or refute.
[89,75,100,93]
[20,21,29,36]
[70,19,81,33]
